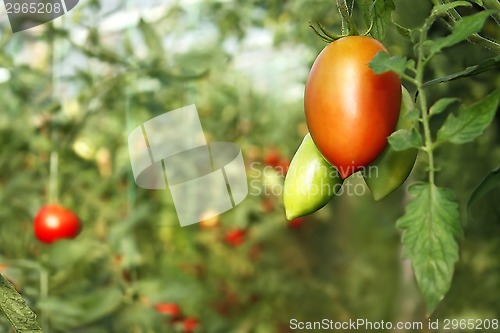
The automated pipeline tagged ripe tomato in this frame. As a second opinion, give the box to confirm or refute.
[288,217,304,229]
[33,204,81,243]
[155,302,181,319]
[182,317,199,333]
[264,148,281,168]
[305,36,401,179]
[224,229,246,246]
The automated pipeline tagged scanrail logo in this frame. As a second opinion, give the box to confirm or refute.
[128,105,248,227]
[4,0,79,32]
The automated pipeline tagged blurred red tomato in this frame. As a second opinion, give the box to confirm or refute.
[264,148,281,167]
[182,317,199,333]
[155,302,181,319]
[34,204,81,243]
[288,217,304,229]
[224,229,246,246]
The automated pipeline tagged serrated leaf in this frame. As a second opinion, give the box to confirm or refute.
[369,51,409,76]
[371,0,395,41]
[388,128,423,151]
[431,1,472,17]
[397,183,461,314]
[0,274,43,333]
[430,98,460,116]
[424,56,500,86]
[467,166,500,220]
[437,89,500,144]
[431,10,494,54]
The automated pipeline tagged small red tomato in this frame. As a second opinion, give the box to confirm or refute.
[288,217,304,229]
[224,229,246,246]
[277,158,290,175]
[154,302,181,319]
[34,204,81,243]
[264,148,281,168]
[182,317,199,333]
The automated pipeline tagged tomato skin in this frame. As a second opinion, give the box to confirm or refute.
[283,133,342,220]
[305,36,401,179]
[224,229,246,246]
[33,205,81,243]
[155,302,181,319]
[182,317,199,333]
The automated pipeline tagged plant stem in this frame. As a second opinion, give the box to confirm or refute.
[416,21,436,185]
[336,0,358,35]
[40,269,49,332]
[48,151,59,203]
[431,0,500,53]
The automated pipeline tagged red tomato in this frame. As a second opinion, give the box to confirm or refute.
[224,229,246,246]
[34,204,81,243]
[277,158,290,175]
[264,148,281,167]
[304,36,401,179]
[154,302,181,319]
[288,217,304,229]
[182,317,199,333]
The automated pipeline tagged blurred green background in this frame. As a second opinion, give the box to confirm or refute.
[0,0,499,332]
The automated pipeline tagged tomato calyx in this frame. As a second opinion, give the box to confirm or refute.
[309,1,380,43]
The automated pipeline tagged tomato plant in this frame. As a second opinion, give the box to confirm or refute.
[304,36,401,179]
[33,205,81,244]
[287,0,500,315]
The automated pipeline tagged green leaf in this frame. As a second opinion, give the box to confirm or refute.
[431,1,472,17]
[0,274,43,333]
[138,19,165,61]
[430,98,460,116]
[360,0,395,41]
[393,21,412,41]
[388,128,423,151]
[437,89,500,144]
[404,108,421,122]
[431,10,494,54]
[424,56,500,86]
[483,0,500,23]
[369,51,410,76]
[467,166,500,220]
[397,183,461,314]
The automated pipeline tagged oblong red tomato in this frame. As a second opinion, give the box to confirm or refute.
[304,36,401,179]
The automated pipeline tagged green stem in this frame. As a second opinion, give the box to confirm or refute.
[336,0,358,35]
[40,269,49,332]
[431,0,500,53]
[48,151,59,203]
[416,21,437,185]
